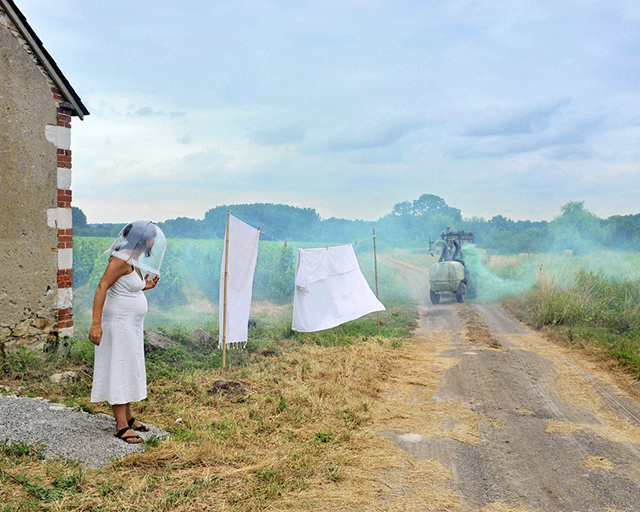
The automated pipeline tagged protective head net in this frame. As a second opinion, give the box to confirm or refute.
[104,220,166,276]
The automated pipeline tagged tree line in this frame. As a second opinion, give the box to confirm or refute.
[72,194,640,255]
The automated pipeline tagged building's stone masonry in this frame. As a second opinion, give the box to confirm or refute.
[0,3,83,353]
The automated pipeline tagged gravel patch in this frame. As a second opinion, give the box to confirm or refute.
[0,393,170,469]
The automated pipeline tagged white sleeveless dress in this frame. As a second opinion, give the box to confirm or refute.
[91,270,147,405]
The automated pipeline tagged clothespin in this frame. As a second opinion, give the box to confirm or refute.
[284,241,287,247]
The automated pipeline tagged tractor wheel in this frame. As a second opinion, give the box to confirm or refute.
[455,282,467,303]
[430,289,440,305]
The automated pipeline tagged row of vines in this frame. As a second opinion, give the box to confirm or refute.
[73,237,298,308]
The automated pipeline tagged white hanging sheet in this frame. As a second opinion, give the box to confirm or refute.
[219,215,260,348]
[292,245,385,332]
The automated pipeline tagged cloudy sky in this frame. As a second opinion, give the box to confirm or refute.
[18,0,640,223]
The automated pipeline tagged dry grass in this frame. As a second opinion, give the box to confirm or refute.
[281,328,483,511]
[0,338,403,511]
[482,502,535,512]
[0,319,484,511]
[458,303,503,349]
[583,455,614,471]
[544,419,585,435]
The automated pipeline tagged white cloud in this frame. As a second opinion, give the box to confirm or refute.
[14,0,640,223]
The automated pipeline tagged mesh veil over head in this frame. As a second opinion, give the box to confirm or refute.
[104,220,166,276]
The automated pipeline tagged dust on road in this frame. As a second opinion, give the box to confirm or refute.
[293,255,640,511]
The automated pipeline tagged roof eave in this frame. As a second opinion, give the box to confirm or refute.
[0,0,89,119]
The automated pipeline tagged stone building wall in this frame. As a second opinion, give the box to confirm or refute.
[0,5,75,354]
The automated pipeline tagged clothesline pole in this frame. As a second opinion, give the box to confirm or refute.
[373,227,380,336]
[222,211,231,368]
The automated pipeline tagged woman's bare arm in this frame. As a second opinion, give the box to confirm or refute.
[88,258,131,346]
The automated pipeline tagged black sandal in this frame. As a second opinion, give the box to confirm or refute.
[128,417,150,432]
[115,427,143,444]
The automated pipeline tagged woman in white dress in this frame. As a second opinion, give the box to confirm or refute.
[89,221,165,444]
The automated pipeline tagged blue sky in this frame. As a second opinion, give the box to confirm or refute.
[18,0,640,223]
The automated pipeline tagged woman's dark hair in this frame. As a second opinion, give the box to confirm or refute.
[115,221,157,257]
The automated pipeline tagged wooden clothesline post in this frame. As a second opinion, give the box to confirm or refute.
[373,228,380,336]
[222,211,230,368]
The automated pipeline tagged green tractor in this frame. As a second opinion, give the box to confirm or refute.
[428,227,477,304]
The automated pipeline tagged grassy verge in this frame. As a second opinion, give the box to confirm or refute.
[0,305,416,511]
[505,268,640,377]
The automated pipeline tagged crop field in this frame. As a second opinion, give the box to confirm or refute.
[71,237,411,333]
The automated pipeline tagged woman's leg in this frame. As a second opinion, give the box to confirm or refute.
[112,403,142,443]
[113,403,129,431]
[125,403,149,431]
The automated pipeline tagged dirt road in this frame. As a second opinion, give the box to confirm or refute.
[311,256,640,511]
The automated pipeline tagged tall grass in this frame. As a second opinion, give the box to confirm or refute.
[507,267,640,376]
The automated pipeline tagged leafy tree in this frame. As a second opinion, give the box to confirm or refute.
[159,217,204,239]
[460,216,489,243]
[603,214,640,251]
[487,215,512,232]
[203,203,321,241]
[482,227,547,254]
[314,217,374,244]
[379,194,463,248]
[71,206,87,228]
[547,201,605,254]
[390,194,462,221]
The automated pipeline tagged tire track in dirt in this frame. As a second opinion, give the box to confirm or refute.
[379,255,640,511]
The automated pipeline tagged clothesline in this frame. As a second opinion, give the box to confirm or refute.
[224,211,378,249]
[219,213,384,349]
[293,244,385,332]
[353,235,375,245]
[261,232,287,244]
[259,231,376,248]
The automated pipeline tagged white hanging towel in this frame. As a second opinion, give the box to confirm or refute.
[292,245,385,332]
[219,215,260,349]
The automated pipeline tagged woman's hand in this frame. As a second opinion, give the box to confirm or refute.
[89,324,103,346]
[143,273,160,290]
